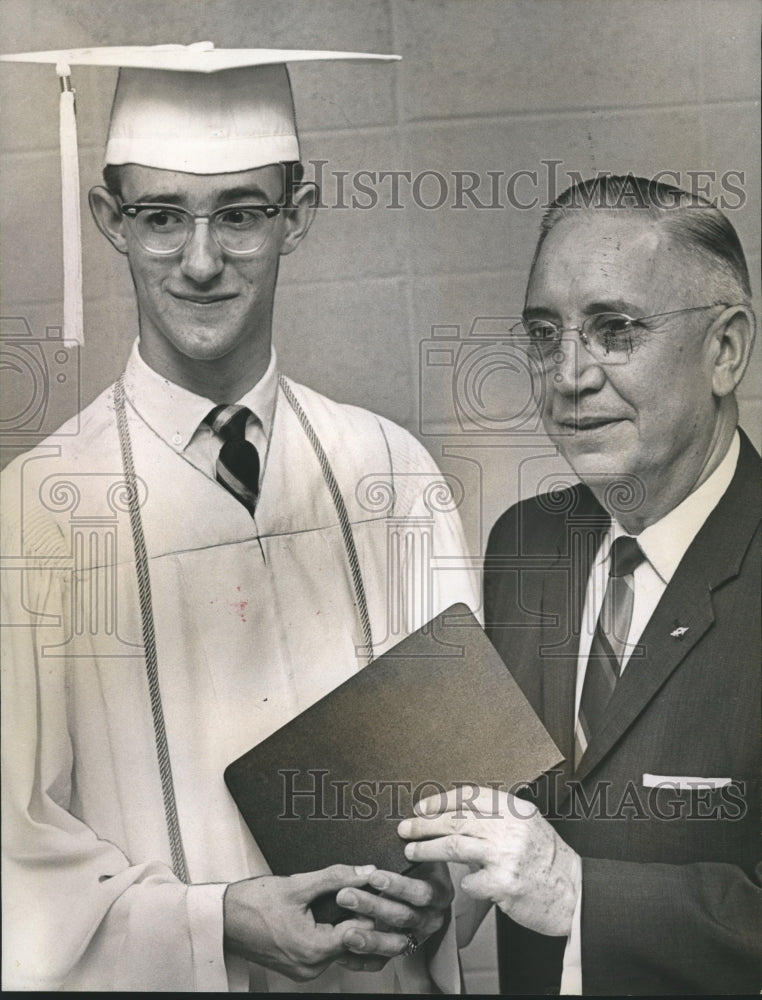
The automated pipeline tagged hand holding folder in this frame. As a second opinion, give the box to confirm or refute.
[225,604,563,922]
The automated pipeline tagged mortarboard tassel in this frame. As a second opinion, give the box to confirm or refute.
[56,63,84,346]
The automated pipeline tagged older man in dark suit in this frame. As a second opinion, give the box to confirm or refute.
[399,176,761,994]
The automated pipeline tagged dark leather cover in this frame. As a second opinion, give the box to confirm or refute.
[225,604,562,919]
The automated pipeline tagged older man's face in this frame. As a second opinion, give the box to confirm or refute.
[525,212,723,519]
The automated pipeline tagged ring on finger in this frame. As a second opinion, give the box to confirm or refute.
[402,931,419,957]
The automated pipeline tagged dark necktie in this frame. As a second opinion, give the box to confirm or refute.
[205,404,260,516]
[575,535,645,768]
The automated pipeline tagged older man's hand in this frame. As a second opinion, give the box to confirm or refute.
[398,788,581,938]
[335,861,454,972]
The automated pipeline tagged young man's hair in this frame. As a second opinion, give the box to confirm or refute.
[535,174,752,305]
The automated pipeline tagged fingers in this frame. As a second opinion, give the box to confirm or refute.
[411,860,455,907]
[291,863,377,904]
[414,787,534,819]
[370,869,438,907]
[415,788,475,816]
[309,917,378,958]
[403,833,490,866]
[399,791,536,844]
[336,886,426,932]
[342,925,410,958]
[370,864,453,908]
[398,810,482,841]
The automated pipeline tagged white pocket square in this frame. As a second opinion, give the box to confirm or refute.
[642,773,732,790]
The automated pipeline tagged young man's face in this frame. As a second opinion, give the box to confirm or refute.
[525,212,726,523]
[97,163,307,384]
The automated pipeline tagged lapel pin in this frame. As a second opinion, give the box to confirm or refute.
[670,625,689,639]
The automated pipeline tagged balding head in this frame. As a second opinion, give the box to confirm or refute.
[534,175,751,309]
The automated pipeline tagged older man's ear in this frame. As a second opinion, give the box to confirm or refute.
[709,304,756,397]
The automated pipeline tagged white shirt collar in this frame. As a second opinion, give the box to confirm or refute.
[605,430,740,584]
[122,339,279,451]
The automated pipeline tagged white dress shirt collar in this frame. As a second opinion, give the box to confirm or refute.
[122,339,279,452]
[606,430,740,584]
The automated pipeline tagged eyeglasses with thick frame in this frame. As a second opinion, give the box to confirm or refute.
[120,201,282,256]
[509,304,731,366]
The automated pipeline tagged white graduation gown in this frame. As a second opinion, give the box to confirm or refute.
[1,375,479,992]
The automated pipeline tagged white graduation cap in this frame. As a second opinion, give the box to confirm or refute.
[0,42,400,345]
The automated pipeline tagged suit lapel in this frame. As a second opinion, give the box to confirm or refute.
[573,431,761,784]
[572,572,714,783]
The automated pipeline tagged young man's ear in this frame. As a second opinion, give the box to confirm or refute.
[279,181,318,256]
[89,186,129,254]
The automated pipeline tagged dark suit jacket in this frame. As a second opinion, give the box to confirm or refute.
[484,430,761,995]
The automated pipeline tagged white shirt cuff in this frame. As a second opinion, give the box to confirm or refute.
[186,882,230,991]
[560,884,582,994]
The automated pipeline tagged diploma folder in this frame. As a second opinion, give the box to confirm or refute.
[225,604,562,913]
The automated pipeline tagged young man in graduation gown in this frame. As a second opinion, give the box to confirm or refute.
[0,47,479,992]
[399,176,761,994]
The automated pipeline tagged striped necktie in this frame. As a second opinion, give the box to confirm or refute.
[574,535,645,768]
[205,404,260,516]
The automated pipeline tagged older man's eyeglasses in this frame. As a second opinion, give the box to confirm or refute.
[510,304,728,366]
[120,202,282,256]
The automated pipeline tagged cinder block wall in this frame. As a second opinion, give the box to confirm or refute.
[2,1,759,992]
